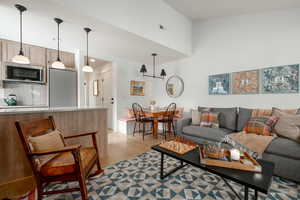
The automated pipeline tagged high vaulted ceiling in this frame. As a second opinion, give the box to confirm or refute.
[0,0,188,65]
[164,0,300,20]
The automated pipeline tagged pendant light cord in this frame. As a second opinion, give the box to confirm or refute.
[153,54,155,77]
[57,22,60,61]
[19,10,23,55]
[86,31,89,66]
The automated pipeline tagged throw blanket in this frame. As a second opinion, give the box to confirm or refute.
[227,132,275,157]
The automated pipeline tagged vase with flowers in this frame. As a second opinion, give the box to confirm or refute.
[149,100,156,111]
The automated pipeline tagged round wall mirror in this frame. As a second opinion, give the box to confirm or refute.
[166,75,184,98]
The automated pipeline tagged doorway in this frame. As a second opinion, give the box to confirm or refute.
[85,57,114,129]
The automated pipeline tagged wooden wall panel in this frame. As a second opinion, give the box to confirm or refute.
[0,109,107,188]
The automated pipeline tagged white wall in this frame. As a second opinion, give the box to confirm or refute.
[153,8,300,110]
[114,60,155,122]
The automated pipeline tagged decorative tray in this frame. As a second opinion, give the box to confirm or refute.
[199,148,262,173]
[159,137,198,155]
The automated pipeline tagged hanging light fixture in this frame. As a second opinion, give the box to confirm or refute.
[82,27,93,73]
[12,4,30,64]
[51,18,65,69]
[140,53,166,79]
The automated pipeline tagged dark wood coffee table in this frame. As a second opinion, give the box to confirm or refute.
[152,144,274,200]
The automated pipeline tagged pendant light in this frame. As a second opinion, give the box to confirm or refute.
[140,53,166,79]
[12,4,30,64]
[82,27,93,72]
[52,18,65,69]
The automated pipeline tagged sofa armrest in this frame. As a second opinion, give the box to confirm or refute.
[176,117,192,136]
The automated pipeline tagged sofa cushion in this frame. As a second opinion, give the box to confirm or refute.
[265,137,300,160]
[182,125,233,142]
[237,108,252,131]
[210,107,238,131]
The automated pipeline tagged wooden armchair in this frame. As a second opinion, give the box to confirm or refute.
[15,116,104,200]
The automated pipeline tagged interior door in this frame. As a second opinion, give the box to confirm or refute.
[99,69,113,129]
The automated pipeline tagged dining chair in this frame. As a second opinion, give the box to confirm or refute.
[132,103,153,140]
[159,103,177,140]
[15,116,103,200]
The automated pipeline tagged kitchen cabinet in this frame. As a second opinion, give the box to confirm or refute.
[28,45,46,66]
[1,40,46,67]
[47,49,75,69]
[1,40,30,63]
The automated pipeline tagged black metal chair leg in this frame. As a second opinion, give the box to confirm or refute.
[142,123,145,140]
[172,121,176,136]
[139,123,141,134]
[133,122,137,136]
[164,123,167,140]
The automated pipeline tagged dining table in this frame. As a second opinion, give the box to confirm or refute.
[144,108,179,138]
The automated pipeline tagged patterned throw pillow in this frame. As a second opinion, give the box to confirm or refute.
[251,109,272,117]
[243,116,279,136]
[200,111,220,128]
[272,107,298,115]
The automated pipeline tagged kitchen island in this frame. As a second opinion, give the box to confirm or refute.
[0,107,107,198]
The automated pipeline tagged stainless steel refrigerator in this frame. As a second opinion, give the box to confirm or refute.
[49,68,77,107]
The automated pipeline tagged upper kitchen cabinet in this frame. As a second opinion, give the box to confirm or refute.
[27,45,46,66]
[1,40,30,63]
[61,51,75,69]
[47,48,75,69]
[1,40,46,67]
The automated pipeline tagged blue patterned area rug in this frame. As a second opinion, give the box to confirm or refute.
[45,151,300,200]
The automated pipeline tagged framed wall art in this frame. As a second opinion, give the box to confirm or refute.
[261,64,299,94]
[208,73,230,95]
[130,80,145,96]
[232,70,259,94]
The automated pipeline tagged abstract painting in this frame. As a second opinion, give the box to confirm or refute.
[232,70,259,94]
[262,64,299,94]
[209,73,230,95]
[130,80,145,96]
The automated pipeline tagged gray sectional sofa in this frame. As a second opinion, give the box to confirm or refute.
[176,107,300,183]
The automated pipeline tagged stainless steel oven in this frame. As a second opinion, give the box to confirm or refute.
[3,62,46,84]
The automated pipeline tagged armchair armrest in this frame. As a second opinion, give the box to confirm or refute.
[29,145,81,156]
[64,131,97,139]
[64,131,100,153]
[176,117,192,136]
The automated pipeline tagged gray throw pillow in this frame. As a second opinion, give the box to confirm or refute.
[210,107,238,131]
[237,108,253,131]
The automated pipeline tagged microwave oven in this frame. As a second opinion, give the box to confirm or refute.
[3,62,46,84]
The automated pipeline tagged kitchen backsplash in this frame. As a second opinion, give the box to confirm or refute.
[0,82,47,107]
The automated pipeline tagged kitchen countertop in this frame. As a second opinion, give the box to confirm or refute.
[0,106,108,115]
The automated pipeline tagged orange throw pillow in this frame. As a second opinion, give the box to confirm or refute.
[243,116,279,136]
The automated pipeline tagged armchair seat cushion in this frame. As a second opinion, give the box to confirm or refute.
[40,147,97,177]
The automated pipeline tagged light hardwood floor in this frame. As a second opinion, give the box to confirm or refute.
[101,130,165,167]
[1,130,166,199]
